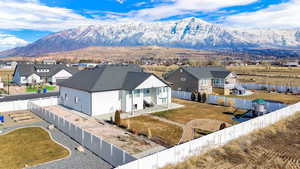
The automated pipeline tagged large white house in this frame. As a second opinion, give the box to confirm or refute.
[58,64,171,116]
[13,64,78,85]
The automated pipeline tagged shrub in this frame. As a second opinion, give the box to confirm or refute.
[191,92,196,101]
[114,110,121,125]
[201,93,207,103]
[217,97,225,106]
[197,92,202,102]
[227,99,235,108]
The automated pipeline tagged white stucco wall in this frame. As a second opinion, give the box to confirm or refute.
[27,73,42,84]
[51,69,72,83]
[60,86,92,116]
[91,90,121,116]
[136,75,167,89]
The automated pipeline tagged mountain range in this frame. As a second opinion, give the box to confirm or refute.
[1,17,300,57]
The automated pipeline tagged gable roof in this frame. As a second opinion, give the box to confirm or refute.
[166,66,231,80]
[14,64,78,77]
[58,64,167,92]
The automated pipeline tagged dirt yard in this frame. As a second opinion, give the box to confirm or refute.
[1,110,42,127]
[0,127,69,169]
[121,115,183,146]
[153,98,246,125]
[162,112,300,169]
[0,69,14,82]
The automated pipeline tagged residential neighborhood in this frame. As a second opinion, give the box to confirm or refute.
[1,1,300,169]
[13,64,78,85]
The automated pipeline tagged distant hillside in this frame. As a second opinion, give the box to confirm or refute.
[1,17,300,58]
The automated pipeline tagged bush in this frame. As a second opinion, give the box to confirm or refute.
[114,110,121,125]
[191,92,196,101]
[197,92,202,102]
[201,93,207,103]
[217,97,225,106]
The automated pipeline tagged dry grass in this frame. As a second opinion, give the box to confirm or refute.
[121,115,183,146]
[162,112,300,169]
[153,98,246,125]
[225,90,300,104]
[0,127,69,169]
[228,65,300,86]
[142,65,179,77]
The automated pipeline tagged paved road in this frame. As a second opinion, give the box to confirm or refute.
[0,121,113,169]
[0,92,59,102]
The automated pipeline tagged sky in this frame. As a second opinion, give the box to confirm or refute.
[0,0,299,51]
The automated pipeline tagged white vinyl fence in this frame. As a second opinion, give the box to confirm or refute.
[116,102,300,169]
[171,90,287,112]
[241,83,300,94]
[28,102,136,167]
[0,97,58,112]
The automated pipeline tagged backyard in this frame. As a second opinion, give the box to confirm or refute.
[162,112,300,169]
[153,98,246,125]
[0,127,69,169]
[214,89,300,104]
[26,85,57,93]
[121,115,183,146]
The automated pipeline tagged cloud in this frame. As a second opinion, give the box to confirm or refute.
[108,0,259,21]
[0,34,28,51]
[0,0,104,32]
[225,0,300,28]
[116,0,125,4]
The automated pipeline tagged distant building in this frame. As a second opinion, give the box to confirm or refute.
[58,64,171,116]
[283,61,299,67]
[164,66,238,94]
[43,59,57,65]
[13,64,78,85]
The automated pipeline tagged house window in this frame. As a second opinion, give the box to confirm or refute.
[74,97,79,103]
[180,77,186,82]
[144,89,150,95]
[180,69,183,73]
[134,89,140,97]
[64,93,68,101]
[161,98,167,104]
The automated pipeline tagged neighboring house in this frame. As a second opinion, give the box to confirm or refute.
[13,64,78,85]
[164,66,237,94]
[58,64,171,116]
[43,59,57,65]
[0,61,17,69]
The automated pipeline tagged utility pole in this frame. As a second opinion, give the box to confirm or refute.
[7,74,10,95]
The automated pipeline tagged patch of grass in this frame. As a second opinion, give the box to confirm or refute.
[0,127,69,169]
[122,115,182,146]
[26,85,56,93]
[153,98,245,125]
[224,90,300,104]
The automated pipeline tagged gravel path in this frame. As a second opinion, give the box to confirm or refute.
[0,121,113,169]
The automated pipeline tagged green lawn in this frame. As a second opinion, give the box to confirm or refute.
[26,85,56,93]
[0,127,69,169]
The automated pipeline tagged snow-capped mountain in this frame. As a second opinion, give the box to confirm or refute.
[1,17,300,57]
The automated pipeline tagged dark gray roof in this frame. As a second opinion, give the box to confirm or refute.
[58,65,165,92]
[166,66,231,80]
[14,64,78,77]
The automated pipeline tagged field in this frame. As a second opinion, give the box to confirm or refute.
[162,112,300,169]
[153,98,246,125]
[121,115,183,146]
[214,89,300,104]
[228,65,300,86]
[0,127,69,169]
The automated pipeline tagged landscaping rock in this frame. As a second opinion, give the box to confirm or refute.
[48,124,55,130]
[76,146,85,152]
